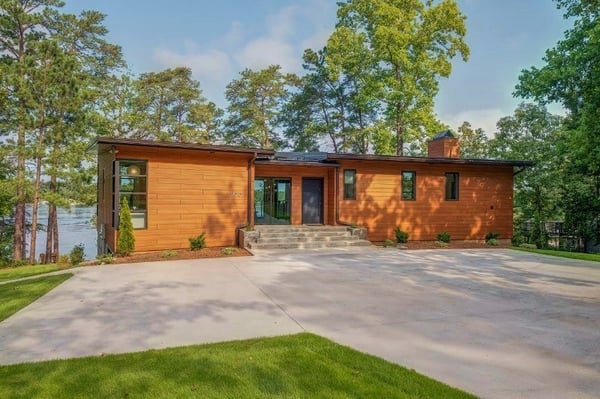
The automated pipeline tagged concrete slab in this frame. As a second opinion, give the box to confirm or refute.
[0,247,599,398]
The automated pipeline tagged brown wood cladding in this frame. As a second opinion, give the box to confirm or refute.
[114,146,252,251]
[254,164,336,225]
[337,160,514,241]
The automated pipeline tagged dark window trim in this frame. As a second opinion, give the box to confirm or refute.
[401,171,416,201]
[445,172,459,201]
[343,169,356,200]
[114,159,149,230]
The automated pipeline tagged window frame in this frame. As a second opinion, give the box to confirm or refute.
[445,172,459,201]
[113,159,148,230]
[401,171,416,201]
[343,169,356,200]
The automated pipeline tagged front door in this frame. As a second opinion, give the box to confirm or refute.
[302,178,323,224]
[254,178,291,225]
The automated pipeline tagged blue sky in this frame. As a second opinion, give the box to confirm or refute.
[64,0,570,135]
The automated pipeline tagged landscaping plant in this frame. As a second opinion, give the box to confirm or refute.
[383,239,395,248]
[69,244,85,265]
[221,247,237,255]
[394,227,409,243]
[437,232,451,243]
[189,232,206,251]
[118,198,135,256]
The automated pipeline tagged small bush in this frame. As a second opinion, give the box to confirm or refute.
[69,244,85,265]
[519,243,537,249]
[96,254,114,264]
[161,250,178,258]
[437,232,451,243]
[118,198,135,256]
[394,227,409,243]
[57,254,70,266]
[221,247,237,256]
[189,232,206,251]
[383,239,395,248]
[485,232,499,241]
[434,240,448,248]
[486,238,499,246]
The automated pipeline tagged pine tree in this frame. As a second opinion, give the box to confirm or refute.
[118,198,135,256]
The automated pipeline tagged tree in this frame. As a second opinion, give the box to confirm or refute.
[515,0,600,248]
[329,0,469,155]
[131,67,219,143]
[117,198,135,256]
[224,65,298,149]
[457,121,488,159]
[488,104,563,247]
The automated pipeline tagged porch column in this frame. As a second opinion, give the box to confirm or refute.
[248,156,255,226]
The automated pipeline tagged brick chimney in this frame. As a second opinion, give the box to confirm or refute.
[427,130,460,158]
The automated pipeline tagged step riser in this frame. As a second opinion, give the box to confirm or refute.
[257,232,352,238]
[249,240,371,250]
[254,226,350,232]
[256,236,357,244]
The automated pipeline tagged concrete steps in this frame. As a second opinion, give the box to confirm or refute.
[246,225,371,250]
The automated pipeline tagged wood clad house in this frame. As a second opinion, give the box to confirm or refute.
[95,133,532,253]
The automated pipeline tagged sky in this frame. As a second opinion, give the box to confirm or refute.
[64,0,571,136]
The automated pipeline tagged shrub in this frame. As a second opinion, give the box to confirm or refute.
[189,232,206,251]
[118,198,135,256]
[434,240,448,248]
[161,250,178,258]
[69,244,85,265]
[383,239,395,248]
[519,243,537,249]
[350,222,358,228]
[394,227,409,243]
[221,247,237,256]
[485,232,499,241]
[57,254,70,266]
[437,232,451,243]
[96,254,114,264]
[486,238,499,246]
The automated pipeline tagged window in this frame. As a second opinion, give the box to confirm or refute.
[343,169,356,200]
[445,172,459,200]
[113,160,148,229]
[401,171,416,200]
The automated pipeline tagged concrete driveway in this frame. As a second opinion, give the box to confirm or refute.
[0,248,599,398]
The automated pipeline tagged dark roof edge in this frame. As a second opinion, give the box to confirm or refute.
[94,137,275,156]
[326,153,534,167]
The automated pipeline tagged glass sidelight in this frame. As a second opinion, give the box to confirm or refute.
[254,178,291,225]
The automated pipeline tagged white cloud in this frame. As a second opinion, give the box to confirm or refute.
[153,48,232,82]
[234,37,300,73]
[439,108,506,137]
[301,28,333,52]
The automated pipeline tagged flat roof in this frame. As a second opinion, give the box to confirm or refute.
[94,137,275,156]
[327,153,534,167]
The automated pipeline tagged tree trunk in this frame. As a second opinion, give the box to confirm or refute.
[45,201,55,263]
[29,119,46,264]
[13,120,27,262]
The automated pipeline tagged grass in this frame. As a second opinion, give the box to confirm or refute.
[512,247,600,262]
[0,264,61,282]
[0,274,72,322]
[0,333,474,399]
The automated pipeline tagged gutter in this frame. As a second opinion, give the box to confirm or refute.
[513,164,533,176]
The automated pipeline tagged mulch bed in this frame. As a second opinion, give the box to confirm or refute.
[110,247,251,264]
[373,241,512,250]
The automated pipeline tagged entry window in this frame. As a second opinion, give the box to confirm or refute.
[401,171,416,200]
[113,160,148,229]
[445,172,459,200]
[343,169,356,200]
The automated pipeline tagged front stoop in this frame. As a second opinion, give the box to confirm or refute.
[244,225,371,250]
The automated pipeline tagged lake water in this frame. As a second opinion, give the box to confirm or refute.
[29,205,97,260]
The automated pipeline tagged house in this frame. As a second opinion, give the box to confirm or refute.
[95,133,532,253]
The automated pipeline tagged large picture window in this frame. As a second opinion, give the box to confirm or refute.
[113,160,148,229]
[343,169,356,200]
[445,172,459,201]
[401,171,416,200]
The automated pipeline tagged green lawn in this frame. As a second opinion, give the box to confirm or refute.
[0,264,62,282]
[0,333,474,399]
[512,247,600,262]
[0,274,72,322]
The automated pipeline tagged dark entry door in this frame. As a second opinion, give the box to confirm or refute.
[302,178,323,224]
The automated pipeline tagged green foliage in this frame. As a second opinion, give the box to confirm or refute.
[485,232,499,241]
[0,333,475,398]
[434,241,449,248]
[519,243,538,249]
[437,232,451,243]
[0,264,60,282]
[96,254,114,265]
[189,232,206,251]
[0,274,72,322]
[394,227,409,243]
[57,255,70,266]
[221,247,238,256]
[513,246,600,262]
[457,121,488,158]
[329,0,469,155]
[118,198,135,256]
[160,250,178,258]
[69,244,85,266]
[486,239,499,247]
[383,239,395,248]
[224,65,298,149]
